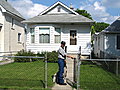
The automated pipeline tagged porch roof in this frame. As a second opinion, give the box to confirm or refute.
[22,14,94,24]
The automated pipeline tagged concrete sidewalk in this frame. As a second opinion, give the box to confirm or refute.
[52,58,75,90]
[0,60,14,65]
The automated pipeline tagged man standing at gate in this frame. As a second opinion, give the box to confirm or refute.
[57,41,73,85]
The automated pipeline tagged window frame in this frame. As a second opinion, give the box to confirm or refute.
[116,35,120,50]
[18,33,21,42]
[39,27,50,44]
[30,28,35,43]
[54,28,61,43]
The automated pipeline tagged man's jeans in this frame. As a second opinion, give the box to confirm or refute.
[57,58,65,84]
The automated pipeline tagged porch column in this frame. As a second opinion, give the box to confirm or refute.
[35,26,39,44]
[50,26,54,44]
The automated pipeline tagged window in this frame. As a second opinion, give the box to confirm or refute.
[55,28,61,43]
[30,28,35,43]
[18,33,21,42]
[39,28,50,43]
[117,35,120,49]
[57,6,61,12]
[70,30,77,45]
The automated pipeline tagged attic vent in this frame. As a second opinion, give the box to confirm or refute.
[57,6,61,12]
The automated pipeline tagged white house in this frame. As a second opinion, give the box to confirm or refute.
[0,0,25,55]
[93,17,120,58]
[23,1,94,56]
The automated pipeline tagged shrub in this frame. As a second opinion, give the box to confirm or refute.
[47,51,58,62]
[14,50,58,62]
[14,50,44,62]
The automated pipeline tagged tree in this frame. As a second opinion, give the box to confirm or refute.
[94,22,110,32]
[75,9,93,20]
[75,9,110,33]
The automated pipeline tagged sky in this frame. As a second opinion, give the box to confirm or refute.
[8,0,120,24]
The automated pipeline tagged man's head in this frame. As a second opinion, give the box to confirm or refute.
[61,41,66,48]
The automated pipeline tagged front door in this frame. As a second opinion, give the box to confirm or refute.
[70,30,77,45]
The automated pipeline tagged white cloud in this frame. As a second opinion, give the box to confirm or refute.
[94,1,105,11]
[79,1,119,24]
[102,0,120,8]
[8,0,48,19]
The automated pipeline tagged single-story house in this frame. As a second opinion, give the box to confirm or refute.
[23,1,94,56]
[0,0,25,56]
[93,17,120,58]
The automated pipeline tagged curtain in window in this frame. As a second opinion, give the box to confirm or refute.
[39,34,50,43]
[30,28,35,43]
[55,35,60,43]
[39,28,50,43]
[55,28,61,43]
[31,35,35,43]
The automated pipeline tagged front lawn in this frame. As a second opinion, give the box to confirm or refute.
[0,61,58,90]
[80,62,120,90]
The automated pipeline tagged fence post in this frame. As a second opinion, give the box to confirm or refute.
[45,52,47,88]
[74,58,77,83]
[116,58,119,76]
[77,46,81,90]
[77,60,81,90]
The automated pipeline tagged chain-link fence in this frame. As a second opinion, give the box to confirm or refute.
[74,58,120,90]
[0,51,58,90]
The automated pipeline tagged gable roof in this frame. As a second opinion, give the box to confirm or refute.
[39,1,79,15]
[0,0,24,20]
[23,1,94,24]
[102,17,120,33]
[23,13,94,24]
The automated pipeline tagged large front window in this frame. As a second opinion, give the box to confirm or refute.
[55,28,61,43]
[30,28,35,43]
[39,28,50,43]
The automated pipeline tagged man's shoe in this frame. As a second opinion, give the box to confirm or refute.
[59,83,67,85]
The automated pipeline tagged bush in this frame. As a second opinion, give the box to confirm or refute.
[14,50,44,62]
[47,51,58,62]
[14,50,58,63]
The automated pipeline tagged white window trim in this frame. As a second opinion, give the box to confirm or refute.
[54,27,61,43]
[39,26,50,44]
[30,28,35,44]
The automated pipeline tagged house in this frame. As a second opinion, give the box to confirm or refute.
[93,17,120,58]
[0,0,25,55]
[23,1,94,56]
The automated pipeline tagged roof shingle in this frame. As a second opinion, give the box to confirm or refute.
[0,0,24,19]
[23,13,94,24]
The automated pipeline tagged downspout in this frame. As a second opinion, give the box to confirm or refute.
[9,18,11,53]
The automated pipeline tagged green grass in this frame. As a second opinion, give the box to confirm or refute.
[0,61,58,90]
[80,62,120,90]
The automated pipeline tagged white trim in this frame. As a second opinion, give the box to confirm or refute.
[0,5,6,12]
[39,1,79,15]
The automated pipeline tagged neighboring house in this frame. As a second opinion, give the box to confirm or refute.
[0,0,25,55]
[23,1,94,56]
[93,17,120,58]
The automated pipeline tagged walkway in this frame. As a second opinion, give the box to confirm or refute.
[0,60,14,65]
[52,57,76,90]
